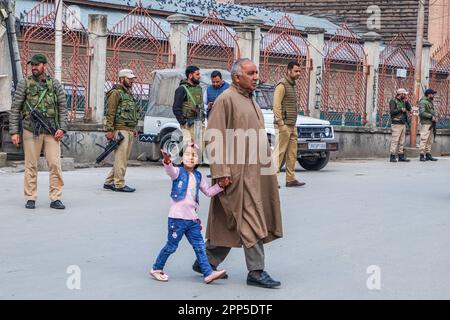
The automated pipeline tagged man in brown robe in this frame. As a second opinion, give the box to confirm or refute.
[192,58,283,288]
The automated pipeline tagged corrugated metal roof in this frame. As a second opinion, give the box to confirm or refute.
[16,0,169,31]
[325,41,366,64]
[260,33,308,57]
[16,0,340,35]
[17,0,372,63]
[379,46,415,69]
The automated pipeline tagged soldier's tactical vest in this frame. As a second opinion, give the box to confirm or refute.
[23,75,58,120]
[391,99,406,123]
[181,84,204,121]
[110,85,139,128]
[277,77,298,126]
[419,98,435,124]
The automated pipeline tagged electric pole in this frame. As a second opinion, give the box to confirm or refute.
[54,0,63,82]
[411,0,426,147]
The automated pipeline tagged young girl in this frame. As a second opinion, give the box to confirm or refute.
[150,144,227,284]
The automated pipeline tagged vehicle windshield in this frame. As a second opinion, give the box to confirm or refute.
[254,85,274,110]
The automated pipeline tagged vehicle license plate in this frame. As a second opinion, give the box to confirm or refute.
[308,142,326,150]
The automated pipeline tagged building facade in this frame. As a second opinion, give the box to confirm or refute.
[236,0,430,45]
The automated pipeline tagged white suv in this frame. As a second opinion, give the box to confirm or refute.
[255,84,339,170]
[140,69,338,170]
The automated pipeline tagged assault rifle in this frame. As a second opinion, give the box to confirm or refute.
[430,120,437,142]
[30,109,69,150]
[95,132,124,164]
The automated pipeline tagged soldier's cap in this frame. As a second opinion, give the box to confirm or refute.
[396,88,409,95]
[27,53,48,64]
[425,88,437,95]
[118,69,136,79]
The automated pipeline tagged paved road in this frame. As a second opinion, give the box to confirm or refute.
[1,158,449,299]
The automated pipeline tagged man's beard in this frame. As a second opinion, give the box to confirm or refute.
[429,97,434,101]
[192,79,200,85]
[124,81,133,89]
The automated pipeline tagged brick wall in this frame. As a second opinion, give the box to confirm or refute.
[236,0,430,45]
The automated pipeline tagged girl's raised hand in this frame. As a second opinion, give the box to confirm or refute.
[160,149,171,165]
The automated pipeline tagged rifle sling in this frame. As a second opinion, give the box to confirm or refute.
[26,88,48,113]
[181,85,198,109]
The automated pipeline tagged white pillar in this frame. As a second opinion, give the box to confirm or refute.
[0,23,12,113]
[88,14,107,124]
[167,14,192,69]
[421,40,433,91]
[54,0,63,81]
[306,27,325,119]
[234,16,263,67]
[362,31,382,127]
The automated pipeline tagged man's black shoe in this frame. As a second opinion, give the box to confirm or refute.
[25,200,36,209]
[398,154,410,162]
[247,271,281,288]
[420,154,427,162]
[114,185,136,193]
[50,200,66,210]
[103,184,115,191]
[390,154,397,162]
[192,261,228,279]
[426,153,438,161]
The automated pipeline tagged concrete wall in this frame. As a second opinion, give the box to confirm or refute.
[428,0,450,51]
[62,124,450,163]
[61,123,153,164]
[237,0,430,44]
[333,126,450,159]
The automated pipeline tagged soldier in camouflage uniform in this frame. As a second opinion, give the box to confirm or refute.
[419,89,439,162]
[172,66,206,153]
[103,69,139,192]
[389,88,412,162]
[9,53,68,210]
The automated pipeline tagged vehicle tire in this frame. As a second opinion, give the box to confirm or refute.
[160,130,183,164]
[297,152,330,171]
[146,143,161,162]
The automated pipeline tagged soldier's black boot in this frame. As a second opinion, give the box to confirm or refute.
[398,154,410,162]
[426,153,438,161]
[390,154,397,162]
[420,154,427,162]
[25,200,36,209]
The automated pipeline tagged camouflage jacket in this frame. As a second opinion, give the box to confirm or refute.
[105,84,138,132]
[389,98,411,125]
[9,75,68,135]
[419,97,436,125]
